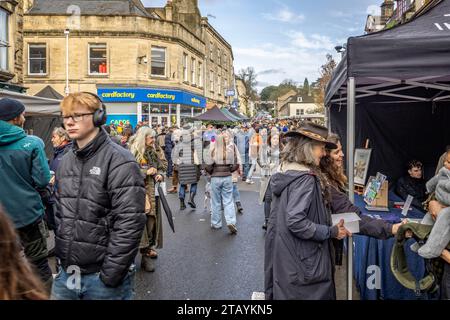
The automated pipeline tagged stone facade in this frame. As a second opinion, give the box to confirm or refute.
[0,0,24,87]
[21,0,234,107]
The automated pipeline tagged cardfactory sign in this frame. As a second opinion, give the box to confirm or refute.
[98,88,206,108]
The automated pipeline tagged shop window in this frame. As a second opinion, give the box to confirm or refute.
[0,9,9,71]
[89,44,107,75]
[29,44,47,75]
[151,47,166,76]
[218,48,221,65]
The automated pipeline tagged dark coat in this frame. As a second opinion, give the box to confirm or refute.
[55,129,146,288]
[49,142,72,173]
[265,170,338,300]
[164,133,174,159]
[329,186,392,239]
[173,136,200,185]
[395,175,427,210]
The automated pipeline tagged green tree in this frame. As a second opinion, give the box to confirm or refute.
[301,78,310,96]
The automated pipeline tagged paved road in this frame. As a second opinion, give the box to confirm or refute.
[134,179,266,300]
[47,176,355,300]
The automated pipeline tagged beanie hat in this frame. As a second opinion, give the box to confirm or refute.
[0,98,26,121]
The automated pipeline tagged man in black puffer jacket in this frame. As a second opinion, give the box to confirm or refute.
[52,93,146,300]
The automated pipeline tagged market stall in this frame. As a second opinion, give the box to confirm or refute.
[325,0,450,299]
[0,89,62,157]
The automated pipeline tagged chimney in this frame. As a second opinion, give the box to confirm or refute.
[165,1,173,21]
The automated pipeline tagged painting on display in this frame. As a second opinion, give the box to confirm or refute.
[354,148,372,186]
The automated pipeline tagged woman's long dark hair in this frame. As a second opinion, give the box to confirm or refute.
[320,133,347,191]
[0,207,48,300]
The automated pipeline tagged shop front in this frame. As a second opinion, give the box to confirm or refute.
[97,87,206,129]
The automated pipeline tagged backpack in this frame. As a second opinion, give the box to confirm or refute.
[391,223,450,295]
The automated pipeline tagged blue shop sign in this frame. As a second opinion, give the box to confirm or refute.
[98,88,206,108]
[107,114,138,129]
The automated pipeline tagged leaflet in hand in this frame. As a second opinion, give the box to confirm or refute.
[332,212,361,234]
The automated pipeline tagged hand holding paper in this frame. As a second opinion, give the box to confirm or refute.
[332,212,361,234]
[335,219,352,240]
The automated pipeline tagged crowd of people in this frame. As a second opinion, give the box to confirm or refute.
[0,93,449,300]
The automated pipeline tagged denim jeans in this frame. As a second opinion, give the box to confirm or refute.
[232,183,241,202]
[179,183,198,199]
[210,176,236,228]
[243,163,251,178]
[165,154,173,177]
[51,265,136,300]
[246,159,257,180]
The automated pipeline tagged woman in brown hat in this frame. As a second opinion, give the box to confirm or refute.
[264,122,351,300]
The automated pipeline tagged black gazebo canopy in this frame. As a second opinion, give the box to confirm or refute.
[326,0,450,185]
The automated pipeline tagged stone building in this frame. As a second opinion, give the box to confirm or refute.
[21,0,234,127]
[0,0,24,91]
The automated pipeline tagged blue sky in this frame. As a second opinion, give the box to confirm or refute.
[143,0,382,91]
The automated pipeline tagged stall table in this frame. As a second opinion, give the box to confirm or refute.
[352,191,433,300]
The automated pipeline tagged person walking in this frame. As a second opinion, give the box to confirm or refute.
[47,127,72,232]
[246,127,262,184]
[0,98,52,289]
[174,125,201,211]
[130,127,167,272]
[260,128,280,230]
[164,127,175,180]
[52,92,146,300]
[264,122,351,300]
[206,134,240,234]
[235,125,251,181]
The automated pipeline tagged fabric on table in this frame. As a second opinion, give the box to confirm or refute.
[352,192,430,300]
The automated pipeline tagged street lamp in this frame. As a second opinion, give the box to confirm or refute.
[64,29,70,95]
[335,44,347,58]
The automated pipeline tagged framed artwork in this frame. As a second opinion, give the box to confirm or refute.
[354,148,372,185]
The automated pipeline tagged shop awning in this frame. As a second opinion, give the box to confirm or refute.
[192,106,234,121]
[220,108,242,121]
[228,107,249,120]
[0,89,61,116]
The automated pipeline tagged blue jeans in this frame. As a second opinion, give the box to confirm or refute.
[233,183,241,202]
[247,159,257,180]
[51,265,135,300]
[243,163,251,178]
[179,183,198,199]
[210,176,236,228]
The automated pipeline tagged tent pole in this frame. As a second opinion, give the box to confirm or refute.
[326,106,331,133]
[347,77,356,301]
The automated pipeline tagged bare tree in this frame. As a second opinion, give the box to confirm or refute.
[236,67,258,100]
[314,54,337,110]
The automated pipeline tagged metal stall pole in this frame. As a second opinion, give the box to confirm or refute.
[346,77,356,300]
